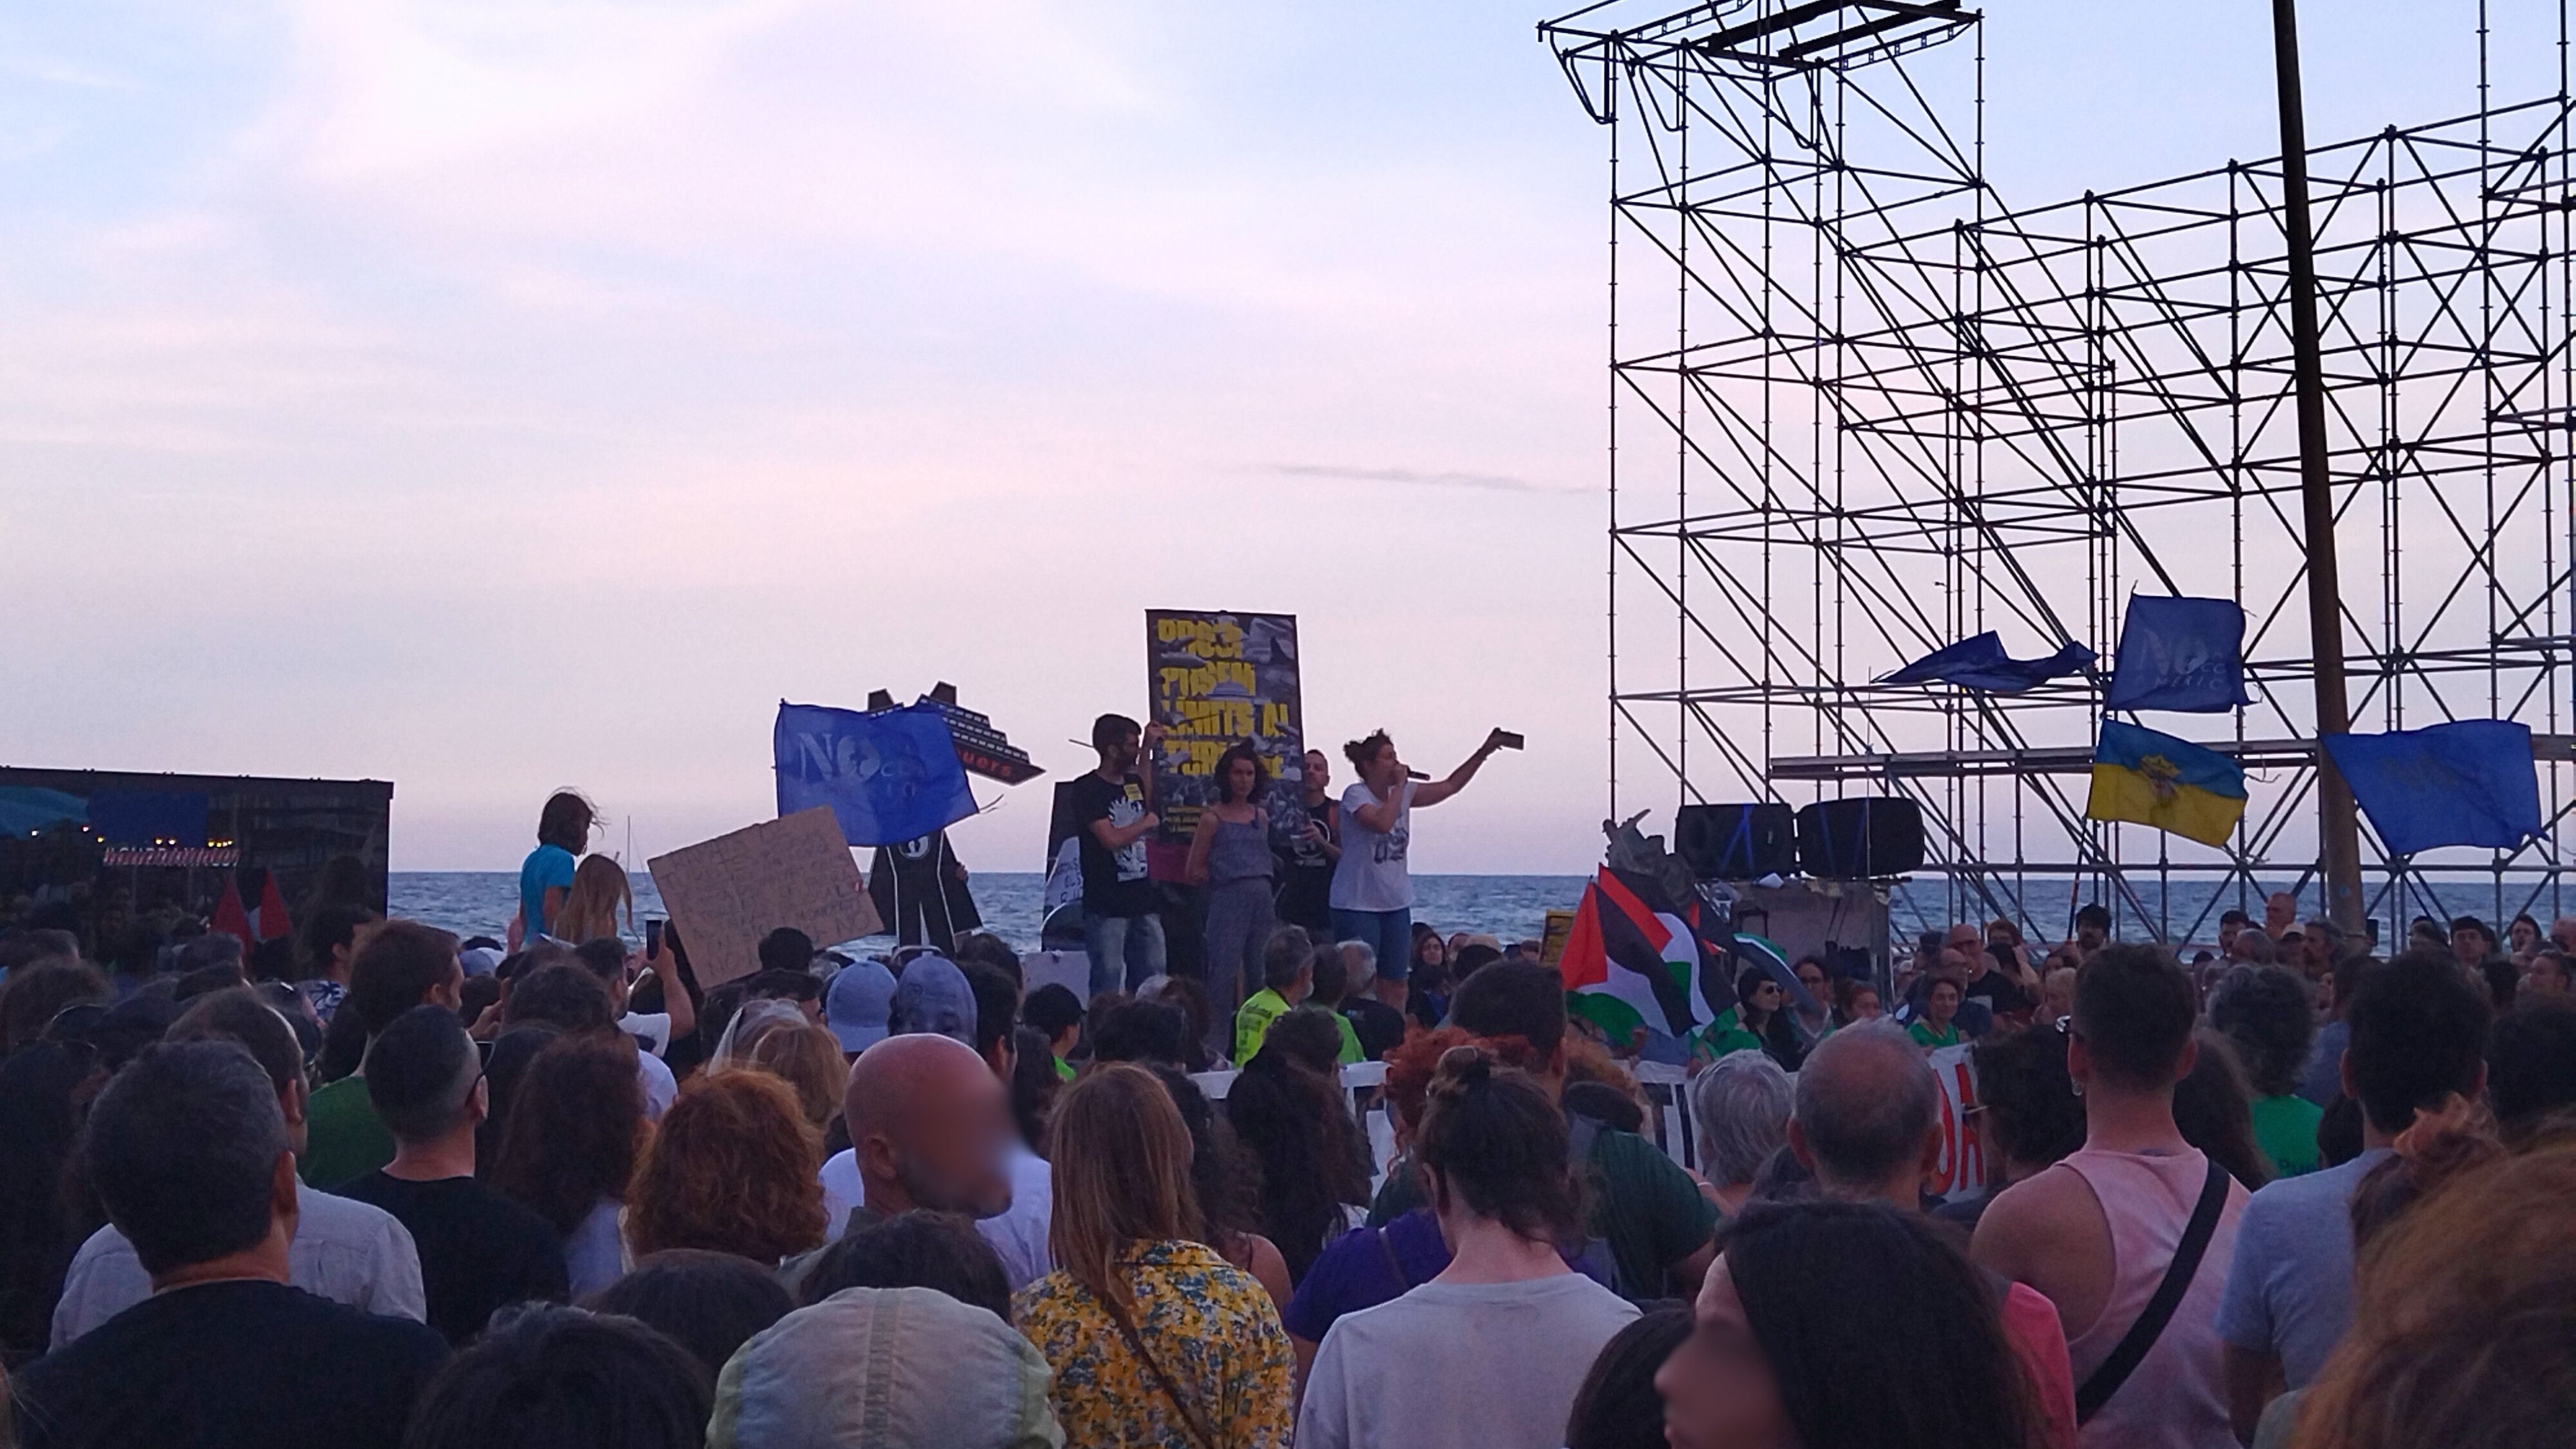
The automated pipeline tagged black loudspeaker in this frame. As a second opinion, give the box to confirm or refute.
[1795,798,1926,878]
[1676,803,1798,879]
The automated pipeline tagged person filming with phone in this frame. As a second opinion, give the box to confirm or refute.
[1330,728,1516,1011]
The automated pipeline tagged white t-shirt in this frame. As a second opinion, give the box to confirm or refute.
[1330,780,1416,912]
[1297,1273,1639,1449]
[636,1050,676,1121]
[620,1013,673,1059]
[816,1144,1055,1292]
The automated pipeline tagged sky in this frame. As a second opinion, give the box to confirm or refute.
[1,0,2559,873]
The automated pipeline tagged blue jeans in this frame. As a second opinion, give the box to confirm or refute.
[1084,912,1167,997]
[1329,906,1413,981]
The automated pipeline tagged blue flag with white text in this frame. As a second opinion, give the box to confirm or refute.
[2321,720,2541,856]
[2105,595,2253,712]
[775,701,979,848]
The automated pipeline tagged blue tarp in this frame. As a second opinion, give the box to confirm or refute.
[1881,632,2096,693]
[2104,595,2253,712]
[774,702,979,848]
[2322,720,2542,856]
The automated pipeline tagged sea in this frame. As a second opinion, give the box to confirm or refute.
[390,870,2561,956]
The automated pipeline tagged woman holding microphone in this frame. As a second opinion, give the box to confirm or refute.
[1331,727,1515,1011]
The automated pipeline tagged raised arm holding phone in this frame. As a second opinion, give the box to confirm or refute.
[1330,727,1518,1009]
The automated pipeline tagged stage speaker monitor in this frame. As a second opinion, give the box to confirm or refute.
[1675,803,1798,880]
[1795,797,1926,878]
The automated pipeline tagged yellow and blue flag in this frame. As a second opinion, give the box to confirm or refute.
[2086,719,2246,847]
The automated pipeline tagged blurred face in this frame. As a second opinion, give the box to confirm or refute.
[1302,750,1330,791]
[1417,936,1447,969]
[2219,919,2243,952]
[2529,955,2572,996]
[1985,923,2014,950]
[1744,978,1782,1021]
[2554,919,2576,954]
[2453,928,2487,967]
[1365,740,1404,788]
[2041,969,2077,1023]
[2510,918,2540,952]
[1222,756,1257,803]
[1927,979,1960,1028]
[1101,730,1140,772]
[1850,988,1882,1021]
[1936,947,1974,983]
[2077,920,2107,951]
[2266,893,2297,931]
[1794,963,1828,1000]
[1657,1255,1795,1449]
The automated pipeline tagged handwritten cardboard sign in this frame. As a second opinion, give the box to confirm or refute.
[647,806,882,986]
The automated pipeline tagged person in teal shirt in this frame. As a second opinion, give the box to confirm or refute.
[518,791,593,944]
[2210,963,2325,1176]
[1907,977,1963,1049]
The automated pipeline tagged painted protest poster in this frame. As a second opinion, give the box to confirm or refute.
[1924,1043,1997,1204]
[647,806,884,987]
[1146,610,1303,838]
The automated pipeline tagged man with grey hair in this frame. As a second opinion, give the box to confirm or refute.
[339,1006,567,1346]
[1336,939,1408,1060]
[1791,1019,2080,1443]
[12,1040,448,1449]
[1686,1048,1791,1213]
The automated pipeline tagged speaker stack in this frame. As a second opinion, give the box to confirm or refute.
[1675,798,1924,879]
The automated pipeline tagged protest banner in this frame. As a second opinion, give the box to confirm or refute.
[1145,610,1303,836]
[647,806,883,986]
[1924,1042,1996,1203]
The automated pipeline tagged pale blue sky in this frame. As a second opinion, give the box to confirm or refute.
[0,0,2554,871]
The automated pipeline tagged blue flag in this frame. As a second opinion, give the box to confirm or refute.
[1881,632,2096,693]
[2322,720,2542,856]
[774,701,979,848]
[2105,596,2253,712]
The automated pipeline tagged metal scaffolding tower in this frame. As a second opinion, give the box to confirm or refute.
[1542,0,2576,945]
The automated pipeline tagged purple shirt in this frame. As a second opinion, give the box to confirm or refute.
[1281,1208,1614,1344]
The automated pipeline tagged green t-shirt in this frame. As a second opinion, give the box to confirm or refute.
[2250,1091,2324,1178]
[1052,1054,1077,1083]
[1368,1119,1716,1301]
[1687,1008,1765,1063]
[300,1074,395,1190]
[1333,1011,1364,1066]
[1907,1019,1961,1049]
[1233,988,1292,1064]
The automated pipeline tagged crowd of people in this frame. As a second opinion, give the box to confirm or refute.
[1,784,2572,1449]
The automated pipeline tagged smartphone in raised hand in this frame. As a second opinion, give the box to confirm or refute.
[1491,730,1526,751]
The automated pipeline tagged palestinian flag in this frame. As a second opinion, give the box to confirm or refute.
[1560,867,1733,1041]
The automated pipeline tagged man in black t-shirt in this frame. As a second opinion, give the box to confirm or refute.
[339,1006,569,1346]
[1273,748,1342,933]
[1072,712,1168,995]
[14,1041,447,1449]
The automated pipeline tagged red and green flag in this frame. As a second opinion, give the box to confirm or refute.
[1559,866,1733,1041]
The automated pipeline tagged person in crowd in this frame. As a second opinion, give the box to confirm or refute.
[489,1032,645,1298]
[1023,982,1085,1082]
[294,902,378,1025]
[2290,1142,2576,1449]
[1297,1045,1641,1449]
[1938,1022,2087,1230]
[1225,1031,1372,1284]
[1384,963,1718,1301]
[2074,901,2113,954]
[818,1033,1018,1266]
[1072,712,1169,996]
[824,954,896,1057]
[337,1006,569,1346]
[501,961,677,1120]
[2260,893,2297,941]
[1907,975,1963,1048]
[2451,914,2499,972]
[1273,748,1342,937]
[1330,728,1513,1011]
[1015,1063,1294,1449]
[1830,974,1882,1027]
[756,926,817,977]
[625,1070,826,1268]
[1011,1025,1064,1155]
[581,1248,792,1386]
[1657,1202,2051,1449]
[2297,954,2381,1107]
[719,1008,845,1133]
[1144,1064,1291,1309]
[2040,965,2079,1025]
[889,951,977,1045]
[402,1303,709,1449]
[1972,944,2250,1448]
[518,792,594,946]
[797,1208,1014,1321]
[2523,948,2573,998]
[2215,949,2491,1441]
[2218,908,2251,959]
[1786,955,1834,1050]
[51,990,426,1346]
[1685,1048,1792,1215]
[1135,974,1223,1072]
[546,856,630,947]
[571,933,694,1062]
[2487,995,2576,1142]
[1694,965,1802,1071]
[1232,925,1314,1064]
[1897,940,1993,1040]
[2207,967,2320,1179]
[1092,996,1192,1070]
[1337,941,1407,1061]
[1406,926,1454,1029]
[707,1285,1064,1449]
[1564,1307,1690,1449]
[303,921,466,1190]
[472,1023,558,1177]
[1786,1020,2076,1446]
[0,958,108,1055]
[1299,944,1367,1064]
[1188,740,1278,1038]
[2174,1029,2273,1193]
[10,1041,449,1449]
[1968,938,2043,1029]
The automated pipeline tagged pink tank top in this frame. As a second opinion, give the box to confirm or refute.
[2046,1147,2246,1449]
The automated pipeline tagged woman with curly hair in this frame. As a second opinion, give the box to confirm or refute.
[1147,1064,1292,1309]
[1223,1028,1371,1284]
[2210,965,2325,1178]
[491,1032,648,1296]
[625,1070,826,1268]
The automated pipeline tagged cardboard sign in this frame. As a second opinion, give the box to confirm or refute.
[1540,907,1576,967]
[647,806,883,986]
[1924,1042,1997,1203]
[1146,610,1303,837]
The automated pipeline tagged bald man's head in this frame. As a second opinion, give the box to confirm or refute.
[843,1032,1013,1220]
[1790,1020,1940,1203]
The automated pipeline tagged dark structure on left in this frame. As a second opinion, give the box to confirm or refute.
[0,766,392,970]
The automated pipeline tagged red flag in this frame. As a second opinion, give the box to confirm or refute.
[257,871,293,942]
[210,876,254,947]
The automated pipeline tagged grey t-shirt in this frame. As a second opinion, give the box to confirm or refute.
[1296,1273,1639,1449]
[1330,781,1416,912]
[2216,1146,2393,1388]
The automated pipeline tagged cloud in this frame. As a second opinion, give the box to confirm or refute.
[1262,463,1590,495]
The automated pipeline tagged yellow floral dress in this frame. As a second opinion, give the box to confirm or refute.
[1014,1238,1294,1449]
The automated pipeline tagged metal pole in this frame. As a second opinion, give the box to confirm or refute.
[2272,0,2367,933]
